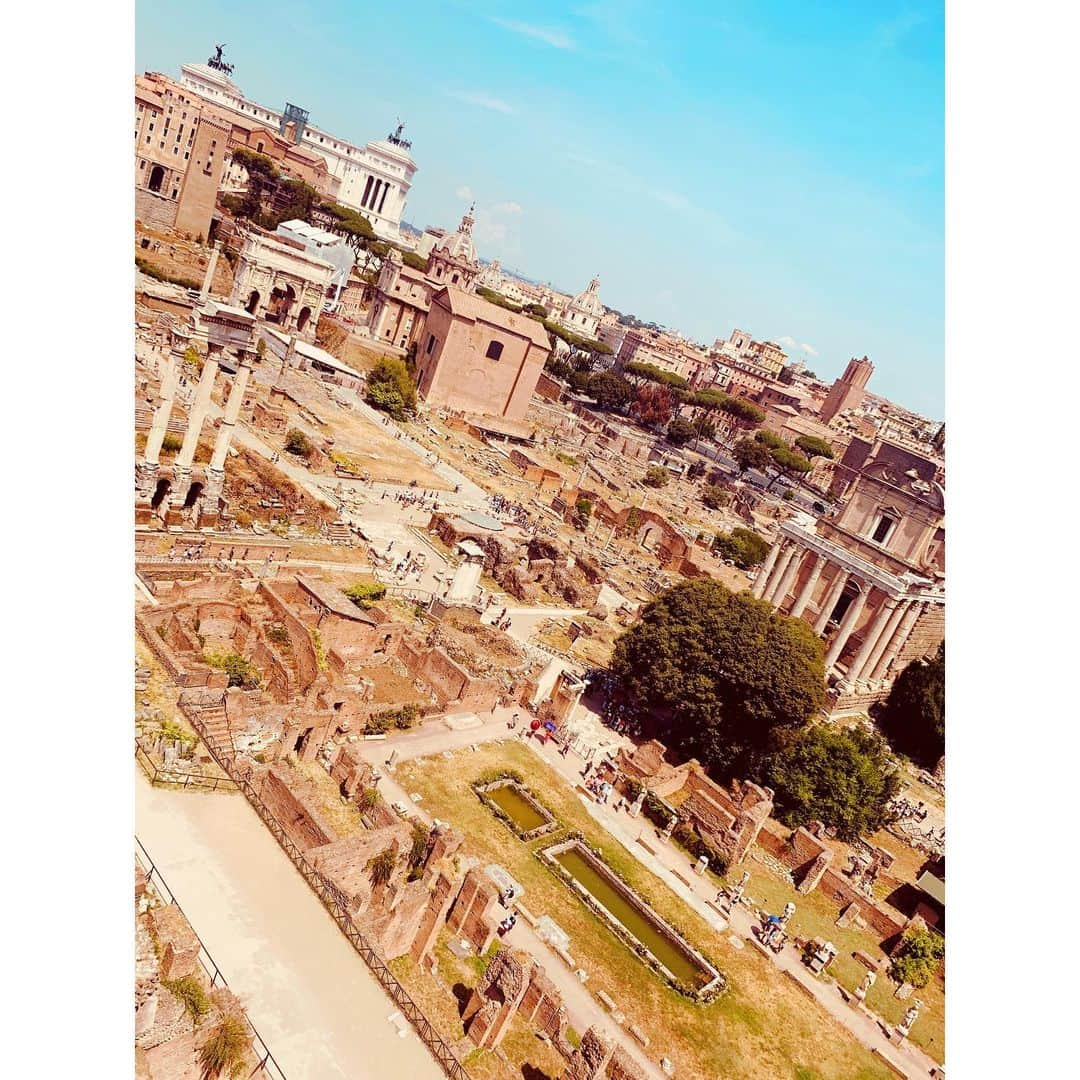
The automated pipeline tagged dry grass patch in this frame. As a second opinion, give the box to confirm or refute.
[396,743,894,1080]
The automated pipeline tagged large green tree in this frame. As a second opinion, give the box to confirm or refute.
[713,527,771,568]
[876,642,945,768]
[365,357,417,419]
[586,371,633,411]
[766,725,900,841]
[609,581,826,778]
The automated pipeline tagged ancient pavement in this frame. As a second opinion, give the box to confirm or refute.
[135,769,444,1080]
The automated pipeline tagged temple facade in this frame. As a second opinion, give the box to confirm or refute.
[752,438,945,716]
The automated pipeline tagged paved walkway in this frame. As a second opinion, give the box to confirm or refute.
[135,769,444,1080]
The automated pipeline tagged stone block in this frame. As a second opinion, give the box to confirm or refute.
[150,904,201,981]
[629,1023,650,1048]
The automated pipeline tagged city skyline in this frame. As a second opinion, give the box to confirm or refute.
[136,0,944,418]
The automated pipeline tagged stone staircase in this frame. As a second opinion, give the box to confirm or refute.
[325,520,354,544]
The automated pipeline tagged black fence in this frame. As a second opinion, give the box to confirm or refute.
[177,706,470,1080]
[135,739,239,793]
[135,835,287,1080]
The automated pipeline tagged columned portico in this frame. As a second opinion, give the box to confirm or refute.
[841,594,897,688]
[764,543,798,603]
[868,599,924,686]
[858,599,908,687]
[752,540,783,598]
[790,553,825,618]
[814,569,850,634]
[771,546,804,608]
[824,582,868,670]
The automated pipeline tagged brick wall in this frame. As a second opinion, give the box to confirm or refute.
[255,766,336,851]
[258,582,320,691]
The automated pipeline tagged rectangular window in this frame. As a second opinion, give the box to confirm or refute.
[426,334,436,355]
[485,340,504,361]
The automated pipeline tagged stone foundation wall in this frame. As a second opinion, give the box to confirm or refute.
[258,582,320,691]
[136,188,179,232]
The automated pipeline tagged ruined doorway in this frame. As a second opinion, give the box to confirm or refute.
[182,482,204,510]
[293,728,312,756]
[150,477,171,511]
[296,306,312,333]
[148,165,165,193]
[267,283,296,325]
[245,290,260,315]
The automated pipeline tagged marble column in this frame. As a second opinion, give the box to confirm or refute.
[824,581,868,671]
[813,568,850,635]
[200,240,222,302]
[170,354,219,509]
[859,599,908,686]
[209,361,251,472]
[764,543,797,604]
[868,600,924,685]
[751,540,783,598]
[771,545,804,610]
[843,595,897,687]
[136,354,179,501]
[790,552,825,618]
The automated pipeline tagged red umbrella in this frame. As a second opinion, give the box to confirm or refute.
[530,719,541,731]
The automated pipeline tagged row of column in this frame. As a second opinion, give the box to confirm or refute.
[360,175,393,215]
[752,539,927,689]
[137,344,251,516]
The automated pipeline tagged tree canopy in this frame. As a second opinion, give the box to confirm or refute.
[365,357,417,420]
[632,384,677,428]
[795,434,835,460]
[587,370,633,411]
[609,580,826,778]
[876,642,945,768]
[754,430,813,489]
[734,436,773,474]
[624,360,689,390]
[713,527,771,568]
[766,725,900,841]
[665,417,696,446]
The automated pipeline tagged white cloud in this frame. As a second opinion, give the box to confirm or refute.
[777,335,798,348]
[455,185,474,202]
[492,201,523,216]
[800,343,819,357]
[491,17,575,50]
[446,90,514,115]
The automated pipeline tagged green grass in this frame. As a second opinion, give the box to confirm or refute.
[396,743,895,1080]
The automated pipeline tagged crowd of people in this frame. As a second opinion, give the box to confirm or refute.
[486,493,532,529]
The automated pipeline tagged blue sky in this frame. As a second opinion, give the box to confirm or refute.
[136,1,944,417]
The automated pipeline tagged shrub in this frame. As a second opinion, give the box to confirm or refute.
[197,1013,250,1079]
[344,580,387,609]
[702,484,730,510]
[368,847,397,887]
[890,927,945,988]
[162,432,184,453]
[360,787,380,809]
[163,975,211,1024]
[644,465,670,488]
[285,428,313,457]
[265,625,289,647]
[203,651,261,690]
[231,509,252,529]
[407,822,433,869]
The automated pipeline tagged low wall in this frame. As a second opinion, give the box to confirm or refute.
[255,766,336,852]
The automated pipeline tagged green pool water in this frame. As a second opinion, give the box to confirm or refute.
[487,783,550,833]
[553,847,709,988]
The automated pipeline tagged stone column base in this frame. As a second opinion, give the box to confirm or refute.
[135,461,159,502]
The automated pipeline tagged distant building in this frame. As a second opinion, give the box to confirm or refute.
[177,53,416,240]
[415,287,552,420]
[135,72,232,240]
[551,276,604,340]
[712,328,787,378]
[821,356,874,424]
[367,206,483,350]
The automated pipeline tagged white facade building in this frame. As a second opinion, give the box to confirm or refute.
[553,276,603,340]
[178,61,416,241]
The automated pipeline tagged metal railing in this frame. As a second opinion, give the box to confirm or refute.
[176,702,470,1080]
[136,739,239,793]
[135,835,287,1080]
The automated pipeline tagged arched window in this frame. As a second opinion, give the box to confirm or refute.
[148,164,165,193]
